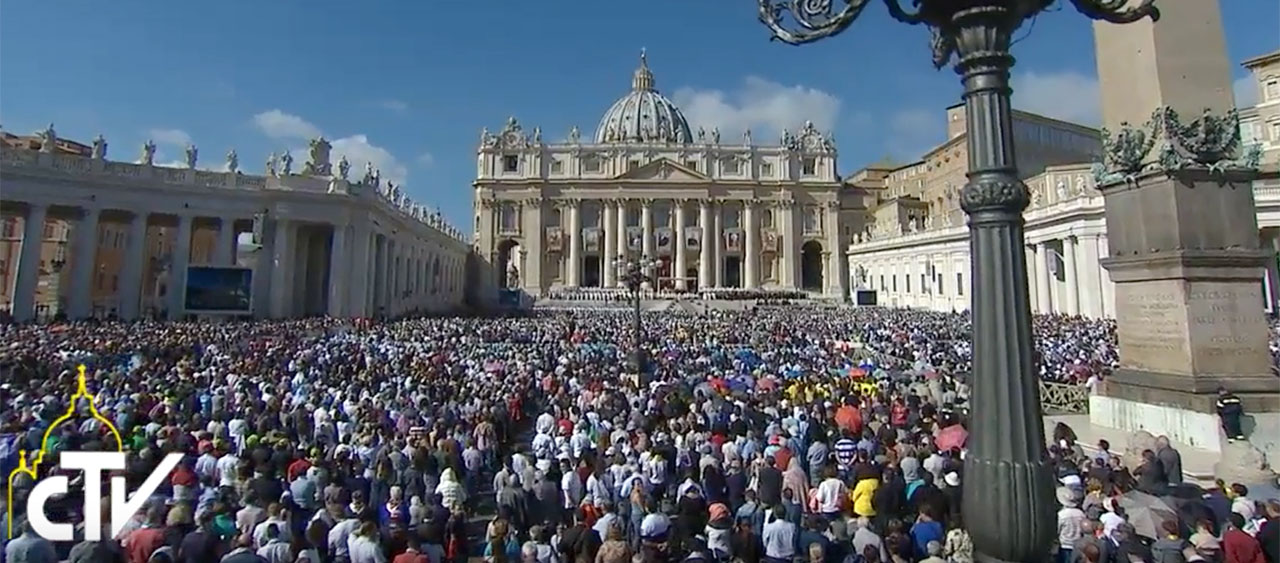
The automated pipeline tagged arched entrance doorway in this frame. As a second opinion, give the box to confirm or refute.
[496,239,521,289]
[800,240,824,290]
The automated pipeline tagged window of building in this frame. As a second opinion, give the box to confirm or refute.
[803,207,819,233]
[583,156,601,173]
[550,159,563,174]
[920,274,926,293]
[684,160,698,171]
[956,272,964,295]
[42,222,53,239]
[112,275,118,291]
[892,275,897,292]
[628,160,640,171]
[722,158,741,175]
[502,155,519,172]
[760,162,773,177]
[906,275,912,293]
[1267,79,1279,101]
[936,273,944,295]
[879,275,885,291]
[2,218,15,239]
[0,259,6,276]
[96,272,105,289]
[1271,122,1280,143]
[802,157,816,176]
[499,203,519,233]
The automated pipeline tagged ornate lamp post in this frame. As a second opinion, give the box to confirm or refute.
[614,256,659,381]
[758,1,1157,561]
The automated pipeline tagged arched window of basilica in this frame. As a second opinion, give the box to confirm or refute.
[499,203,519,233]
[548,207,562,227]
[803,206,819,233]
[654,201,672,229]
[723,201,742,229]
[761,209,774,229]
[582,201,601,228]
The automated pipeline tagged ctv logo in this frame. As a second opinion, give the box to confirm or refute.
[5,365,183,541]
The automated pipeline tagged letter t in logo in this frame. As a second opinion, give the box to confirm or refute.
[60,451,126,542]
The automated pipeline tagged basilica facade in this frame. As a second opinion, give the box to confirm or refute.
[472,53,858,300]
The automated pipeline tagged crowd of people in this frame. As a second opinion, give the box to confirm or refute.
[0,308,1275,563]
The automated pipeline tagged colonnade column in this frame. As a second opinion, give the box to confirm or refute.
[1034,241,1052,314]
[215,217,238,266]
[1062,236,1080,316]
[270,219,294,318]
[1097,235,1116,318]
[616,200,629,262]
[1025,245,1039,312]
[674,200,688,290]
[1264,230,1280,314]
[119,213,148,320]
[67,207,100,319]
[743,201,759,289]
[328,224,348,317]
[602,201,617,288]
[787,204,801,290]
[1078,234,1103,318]
[11,204,48,321]
[778,203,793,288]
[166,214,193,320]
[641,200,654,259]
[567,200,581,287]
[711,200,723,287]
[698,201,712,289]
[825,201,843,298]
[348,222,371,317]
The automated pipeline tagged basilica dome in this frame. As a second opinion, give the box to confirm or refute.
[594,52,693,144]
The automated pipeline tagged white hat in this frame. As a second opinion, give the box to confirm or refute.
[944,472,960,487]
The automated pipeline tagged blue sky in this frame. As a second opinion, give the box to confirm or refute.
[2,2,1275,227]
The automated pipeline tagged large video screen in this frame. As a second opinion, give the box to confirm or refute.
[854,289,878,306]
[184,266,253,314]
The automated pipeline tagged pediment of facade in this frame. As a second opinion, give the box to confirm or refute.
[613,158,708,182]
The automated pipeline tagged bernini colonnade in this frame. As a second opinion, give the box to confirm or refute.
[0,127,468,321]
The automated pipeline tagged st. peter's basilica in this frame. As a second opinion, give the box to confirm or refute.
[472,52,857,300]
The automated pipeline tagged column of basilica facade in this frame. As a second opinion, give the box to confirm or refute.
[0,126,469,321]
[472,53,857,301]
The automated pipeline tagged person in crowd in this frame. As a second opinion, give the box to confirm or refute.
[1216,387,1247,442]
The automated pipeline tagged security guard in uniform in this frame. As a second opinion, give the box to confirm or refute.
[1215,387,1246,442]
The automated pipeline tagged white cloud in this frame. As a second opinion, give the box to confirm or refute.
[147,128,192,148]
[672,76,841,139]
[378,99,410,114]
[415,152,435,167]
[252,109,322,140]
[885,108,945,160]
[1010,70,1101,126]
[1234,75,1258,108]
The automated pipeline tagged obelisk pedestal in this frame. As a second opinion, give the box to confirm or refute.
[1089,0,1280,460]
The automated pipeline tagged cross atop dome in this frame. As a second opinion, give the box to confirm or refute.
[632,48,655,92]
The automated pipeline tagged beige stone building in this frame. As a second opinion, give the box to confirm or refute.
[1240,49,1280,167]
[846,51,1280,319]
[472,53,862,300]
[856,105,1102,240]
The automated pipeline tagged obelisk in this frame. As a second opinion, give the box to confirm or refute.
[1089,0,1278,470]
